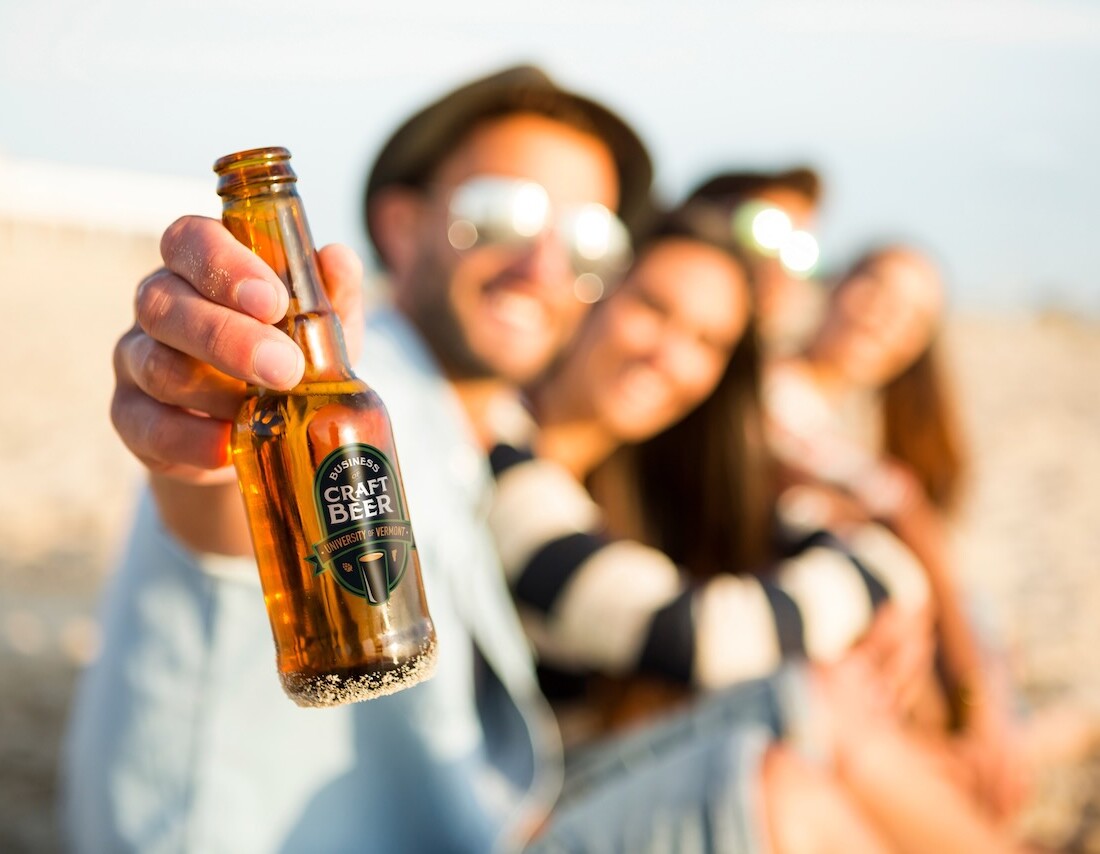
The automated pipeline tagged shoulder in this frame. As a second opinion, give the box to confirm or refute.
[356,304,484,492]
[354,304,496,573]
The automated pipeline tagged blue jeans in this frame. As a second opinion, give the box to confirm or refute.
[529,672,803,854]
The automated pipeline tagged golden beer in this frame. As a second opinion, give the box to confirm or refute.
[215,147,436,707]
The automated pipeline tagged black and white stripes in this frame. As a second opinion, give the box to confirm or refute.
[489,444,929,690]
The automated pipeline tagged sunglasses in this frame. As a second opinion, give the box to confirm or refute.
[730,201,821,277]
[445,176,633,303]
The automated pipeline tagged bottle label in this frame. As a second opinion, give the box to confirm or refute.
[306,443,414,605]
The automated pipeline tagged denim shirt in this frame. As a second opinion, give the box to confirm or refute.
[63,305,562,853]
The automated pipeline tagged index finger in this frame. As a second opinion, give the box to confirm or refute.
[161,215,289,324]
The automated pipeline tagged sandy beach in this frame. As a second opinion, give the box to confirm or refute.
[2,217,1098,851]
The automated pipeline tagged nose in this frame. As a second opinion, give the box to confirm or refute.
[510,229,574,287]
[651,327,701,390]
[843,276,890,326]
[862,284,896,327]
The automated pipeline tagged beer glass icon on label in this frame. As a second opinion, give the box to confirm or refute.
[359,551,389,605]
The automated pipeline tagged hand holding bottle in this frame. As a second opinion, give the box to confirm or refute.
[111,215,364,485]
[111,217,364,555]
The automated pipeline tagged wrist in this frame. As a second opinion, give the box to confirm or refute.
[150,474,253,556]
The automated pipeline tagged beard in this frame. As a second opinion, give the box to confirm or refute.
[403,246,498,381]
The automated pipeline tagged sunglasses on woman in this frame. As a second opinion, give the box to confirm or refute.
[730,201,820,277]
[445,175,633,303]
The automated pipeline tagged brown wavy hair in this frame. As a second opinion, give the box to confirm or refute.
[881,337,967,514]
[628,322,777,579]
[844,244,969,515]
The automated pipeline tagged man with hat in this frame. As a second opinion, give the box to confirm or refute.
[63,66,858,853]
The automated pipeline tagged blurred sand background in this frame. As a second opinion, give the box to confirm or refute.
[2,207,1099,851]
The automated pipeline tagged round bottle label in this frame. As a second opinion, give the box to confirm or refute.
[306,443,414,605]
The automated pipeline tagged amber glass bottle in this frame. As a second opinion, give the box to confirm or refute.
[214,147,436,707]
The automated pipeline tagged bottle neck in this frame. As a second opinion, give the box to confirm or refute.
[221,185,353,384]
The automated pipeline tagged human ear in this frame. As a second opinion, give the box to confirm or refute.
[369,187,424,280]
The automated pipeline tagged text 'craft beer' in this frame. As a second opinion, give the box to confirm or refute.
[215,147,436,707]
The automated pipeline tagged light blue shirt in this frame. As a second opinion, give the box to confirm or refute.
[63,305,561,853]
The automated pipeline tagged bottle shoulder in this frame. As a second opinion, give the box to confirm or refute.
[237,379,390,423]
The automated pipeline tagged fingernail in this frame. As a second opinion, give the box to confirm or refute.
[238,279,281,319]
[254,340,300,388]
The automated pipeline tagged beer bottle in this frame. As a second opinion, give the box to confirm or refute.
[214,147,436,707]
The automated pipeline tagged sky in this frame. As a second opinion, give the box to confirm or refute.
[3,0,1099,313]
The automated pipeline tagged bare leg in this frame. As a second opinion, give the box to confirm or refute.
[762,745,894,854]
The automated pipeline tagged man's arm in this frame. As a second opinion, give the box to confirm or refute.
[111,215,363,555]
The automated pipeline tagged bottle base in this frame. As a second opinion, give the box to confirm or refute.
[280,637,438,708]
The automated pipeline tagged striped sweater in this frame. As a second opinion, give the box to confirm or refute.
[488,443,930,690]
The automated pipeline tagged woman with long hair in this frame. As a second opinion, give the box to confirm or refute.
[491,212,928,720]
[765,245,966,517]
[764,244,1030,823]
[488,209,1026,851]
